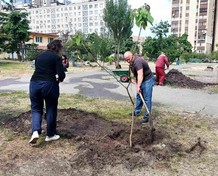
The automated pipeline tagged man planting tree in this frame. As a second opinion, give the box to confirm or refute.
[124,51,155,124]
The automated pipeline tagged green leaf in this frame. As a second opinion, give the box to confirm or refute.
[75,35,81,46]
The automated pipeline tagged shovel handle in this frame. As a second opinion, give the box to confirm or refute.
[139,92,155,130]
[139,93,150,115]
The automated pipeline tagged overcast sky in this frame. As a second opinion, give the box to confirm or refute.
[128,0,171,37]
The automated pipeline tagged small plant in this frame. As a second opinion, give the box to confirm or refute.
[105,56,114,64]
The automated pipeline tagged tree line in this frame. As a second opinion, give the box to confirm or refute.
[1,0,217,64]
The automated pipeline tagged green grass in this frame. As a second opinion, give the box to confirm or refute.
[0,60,34,78]
[0,91,133,123]
[205,85,218,94]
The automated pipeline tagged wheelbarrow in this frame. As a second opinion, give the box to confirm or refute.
[112,69,130,83]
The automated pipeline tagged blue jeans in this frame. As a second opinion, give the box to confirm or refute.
[134,76,155,119]
[29,81,59,137]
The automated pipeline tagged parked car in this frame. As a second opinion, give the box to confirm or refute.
[212,59,218,63]
[188,58,202,63]
[202,58,211,63]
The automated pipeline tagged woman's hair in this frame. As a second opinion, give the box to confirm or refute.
[47,40,63,54]
[62,55,67,60]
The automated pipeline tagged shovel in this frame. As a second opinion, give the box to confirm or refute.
[139,92,155,141]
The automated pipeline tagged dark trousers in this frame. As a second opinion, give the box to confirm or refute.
[30,81,59,137]
[155,67,166,84]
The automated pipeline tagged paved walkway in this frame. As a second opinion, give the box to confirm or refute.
[0,70,218,116]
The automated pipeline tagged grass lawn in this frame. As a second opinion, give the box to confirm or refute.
[0,60,34,78]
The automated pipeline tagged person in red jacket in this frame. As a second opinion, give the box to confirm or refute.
[155,52,169,86]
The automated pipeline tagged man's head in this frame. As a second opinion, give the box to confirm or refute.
[124,51,134,64]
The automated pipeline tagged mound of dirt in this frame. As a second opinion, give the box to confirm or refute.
[165,69,206,89]
[4,108,184,173]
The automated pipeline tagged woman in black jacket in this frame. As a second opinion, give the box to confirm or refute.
[29,40,66,144]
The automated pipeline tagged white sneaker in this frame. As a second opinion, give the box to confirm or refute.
[45,134,60,142]
[29,131,39,144]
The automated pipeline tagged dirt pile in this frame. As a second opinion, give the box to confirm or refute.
[165,69,206,89]
[4,108,184,173]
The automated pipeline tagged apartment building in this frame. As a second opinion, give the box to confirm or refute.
[171,0,218,54]
[26,0,105,35]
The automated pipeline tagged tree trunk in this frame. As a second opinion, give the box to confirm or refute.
[115,42,120,69]
[16,50,22,62]
[21,42,25,62]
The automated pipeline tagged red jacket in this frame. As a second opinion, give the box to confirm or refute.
[155,54,169,69]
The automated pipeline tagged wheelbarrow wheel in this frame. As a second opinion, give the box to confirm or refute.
[120,74,129,82]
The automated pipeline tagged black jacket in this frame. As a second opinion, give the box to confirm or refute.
[31,50,65,82]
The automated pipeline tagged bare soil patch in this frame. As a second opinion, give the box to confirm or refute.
[165,69,217,89]
[1,108,218,175]
[2,108,185,175]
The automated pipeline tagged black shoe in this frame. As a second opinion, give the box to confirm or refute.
[129,112,139,116]
[140,118,149,124]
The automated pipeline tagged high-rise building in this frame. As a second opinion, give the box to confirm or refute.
[26,0,105,35]
[14,0,32,8]
[171,0,218,54]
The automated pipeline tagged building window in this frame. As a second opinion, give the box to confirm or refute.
[95,4,98,8]
[200,8,207,13]
[83,5,88,10]
[83,23,88,27]
[35,36,42,43]
[48,38,53,43]
[83,11,88,16]
[83,17,88,21]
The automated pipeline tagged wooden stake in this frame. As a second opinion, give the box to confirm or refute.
[129,108,134,147]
